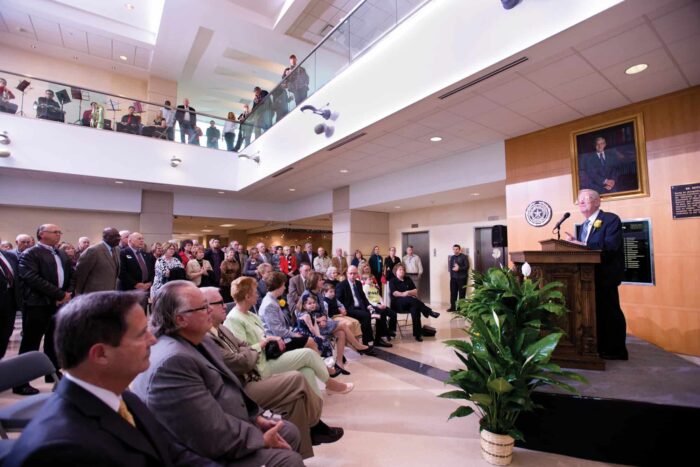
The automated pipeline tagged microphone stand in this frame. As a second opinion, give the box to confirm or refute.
[553,226,561,240]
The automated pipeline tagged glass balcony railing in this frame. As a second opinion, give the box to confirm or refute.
[236,0,430,152]
[0,69,239,151]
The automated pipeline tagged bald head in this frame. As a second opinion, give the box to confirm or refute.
[37,224,62,247]
[128,232,145,250]
[577,189,601,218]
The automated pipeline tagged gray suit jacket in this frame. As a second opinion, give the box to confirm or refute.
[259,293,294,339]
[286,274,305,314]
[131,335,265,461]
[73,242,120,295]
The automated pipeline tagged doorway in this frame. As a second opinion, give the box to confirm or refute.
[474,227,506,274]
[401,231,430,303]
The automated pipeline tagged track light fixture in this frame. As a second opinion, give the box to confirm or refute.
[170,155,182,167]
[238,152,260,165]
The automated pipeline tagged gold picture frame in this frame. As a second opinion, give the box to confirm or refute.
[570,113,649,202]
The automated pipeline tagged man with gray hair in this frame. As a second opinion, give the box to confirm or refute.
[14,234,32,255]
[5,291,215,466]
[118,230,131,250]
[132,280,304,466]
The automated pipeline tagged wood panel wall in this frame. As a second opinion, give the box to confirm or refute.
[505,86,700,356]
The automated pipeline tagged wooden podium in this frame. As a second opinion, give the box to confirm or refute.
[511,239,605,370]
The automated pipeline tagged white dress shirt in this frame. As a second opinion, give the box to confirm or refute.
[65,372,121,412]
[38,242,64,288]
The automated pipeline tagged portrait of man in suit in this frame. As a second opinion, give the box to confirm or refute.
[565,189,628,360]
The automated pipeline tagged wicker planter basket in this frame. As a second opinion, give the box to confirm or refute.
[480,429,514,465]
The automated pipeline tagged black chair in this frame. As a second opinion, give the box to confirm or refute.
[0,351,58,439]
[0,439,15,463]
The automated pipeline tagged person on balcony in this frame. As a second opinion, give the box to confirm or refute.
[224,112,237,151]
[119,106,141,134]
[235,104,251,151]
[252,86,271,138]
[35,89,64,122]
[0,77,17,114]
[206,120,220,149]
[283,54,309,104]
[175,98,197,144]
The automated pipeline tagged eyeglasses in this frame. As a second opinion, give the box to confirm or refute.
[179,305,209,314]
[208,300,225,307]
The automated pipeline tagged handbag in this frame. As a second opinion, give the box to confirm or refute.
[264,340,284,360]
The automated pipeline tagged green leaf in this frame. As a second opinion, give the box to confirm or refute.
[487,378,514,394]
[438,390,470,400]
[447,405,475,420]
[523,332,563,366]
[470,393,492,405]
[508,427,525,441]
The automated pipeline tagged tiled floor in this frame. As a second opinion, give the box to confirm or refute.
[0,309,630,465]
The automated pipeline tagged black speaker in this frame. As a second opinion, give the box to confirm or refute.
[492,225,508,248]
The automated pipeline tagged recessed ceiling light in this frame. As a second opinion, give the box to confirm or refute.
[430,136,443,142]
[124,3,135,10]
[219,224,236,228]
[339,169,349,173]
[119,55,128,61]
[394,206,401,209]
[217,191,225,194]
[289,188,296,192]
[201,229,213,233]
[625,63,648,75]
[470,192,480,196]
[114,180,124,184]
[30,44,37,49]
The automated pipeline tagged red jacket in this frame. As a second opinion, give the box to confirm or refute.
[279,254,297,275]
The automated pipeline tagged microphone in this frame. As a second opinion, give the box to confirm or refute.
[552,212,571,231]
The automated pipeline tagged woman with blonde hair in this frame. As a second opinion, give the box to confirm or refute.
[185,244,214,287]
[223,111,237,151]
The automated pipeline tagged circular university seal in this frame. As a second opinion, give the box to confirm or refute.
[525,201,553,227]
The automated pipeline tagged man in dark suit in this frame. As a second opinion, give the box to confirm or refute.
[297,243,315,270]
[204,238,225,286]
[119,232,155,295]
[368,246,384,292]
[16,224,73,394]
[336,265,391,351]
[565,189,628,360]
[175,98,196,144]
[5,290,215,467]
[0,248,22,359]
[132,281,304,467]
[447,244,469,312]
[74,228,121,295]
[580,136,621,194]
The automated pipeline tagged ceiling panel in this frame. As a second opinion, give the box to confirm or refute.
[448,94,500,119]
[506,90,563,115]
[666,33,700,65]
[600,48,676,87]
[618,66,688,102]
[527,104,582,127]
[578,24,663,70]
[87,33,112,58]
[566,87,630,116]
[524,53,596,89]
[112,40,136,64]
[548,72,611,102]
[650,1,700,44]
[2,11,35,39]
[60,25,89,52]
[31,17,62,43]
[480,77,543,106]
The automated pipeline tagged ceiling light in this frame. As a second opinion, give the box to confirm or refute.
[170,155,182,167]
[394,206,401,209]
[430,136,443,142]
[219,224,236,228]
[625,63,648,75]
[217,191,225,194]
[470,192,480,196]
[124,3,135,10]
[201,229,213,233]
[114,180,124,184]
[289,188,296,192]
[339,169,349,173]
[119,55,128,61]
[238,152,260,164]
[30,44,37,49]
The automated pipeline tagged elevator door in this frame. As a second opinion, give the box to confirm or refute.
[474,227,505,274]
[401,231,430,303]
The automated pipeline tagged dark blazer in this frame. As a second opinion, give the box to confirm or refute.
[336,279,371,311]
[4,378,212,467]
[174,105,196,126]
[449,253,469,280]
[0,250,22,310]
[580,150,620,194]
[73,243,120,295]
[384,255,401,281]
[296,251,315,267]
[18,244,72,307]
[119,247,155,291]
[368,254,383,279]
[584,210,625,287]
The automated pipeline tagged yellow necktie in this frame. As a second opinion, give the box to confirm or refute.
[118,399,136,427]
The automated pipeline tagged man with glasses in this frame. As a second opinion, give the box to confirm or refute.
[15,224,73,395]
[132,280,304,466]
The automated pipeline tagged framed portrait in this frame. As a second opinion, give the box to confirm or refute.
[570,113,649,202]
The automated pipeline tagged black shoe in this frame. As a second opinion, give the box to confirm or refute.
[311,426,344,445]
[600,352,629,361]
[415,335,423,342]
[446,308,456,312]
[389,331,396,338]
[429,311,440,319]
[329,367,341,378]
[45,370,63,384]
[342,356,347,364]
[358,346,377,356]
[13,384,40,396]
[334,363,351,376]
[375,339,393,348]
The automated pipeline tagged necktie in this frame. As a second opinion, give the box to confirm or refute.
[0,256,13,288]
[579,219,590,243]
[351,282,360,307]
[118,399,136,427]
[135,250,148,281]
[111,247,118,267]
[598,152,605,165]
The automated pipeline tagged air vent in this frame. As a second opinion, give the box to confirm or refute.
[271,167,294,178]
[326,132,367,151]
[438,57,529,100]
[487,216,500,221]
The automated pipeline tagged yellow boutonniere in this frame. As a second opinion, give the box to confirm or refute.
[593,219,603,229]
[278,299,286,308]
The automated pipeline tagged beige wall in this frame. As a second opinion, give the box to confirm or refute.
[505,86,700,356]
[0,205,139,248]
[246,230,332,253]
[389,197,507,306]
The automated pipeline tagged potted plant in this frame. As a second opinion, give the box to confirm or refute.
[439,266,586,465]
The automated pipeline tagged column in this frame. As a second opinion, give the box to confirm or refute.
[139,190,173,245]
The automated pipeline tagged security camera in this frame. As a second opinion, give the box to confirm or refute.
[300,104,332,120]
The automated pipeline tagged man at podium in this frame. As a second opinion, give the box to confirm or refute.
[565,189,628,360]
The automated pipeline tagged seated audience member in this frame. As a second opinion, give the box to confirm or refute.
[186,244,214,287]
[131,281,305,466]
[225,276,354,396]
[35,89,64,121]
[206,120,220,149]
[90,101,105,128]
[5,291,213,467]
[336,265,391,350]
[360,263,376,287]
[293,293,334,359]
[279,245,298,277]
[255,263,273,311]
[0,77,18,114]
[362,272,396,338]
[287,262,312,314]
[322,282,362,339]
[389,264,440,342]
[119,106,141,134]
[324,266,340,289]
[313,248,331,274]
[203,287,341,457]
[151,241,186,298]
[244,247,262,277]
[220,247,241,303]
